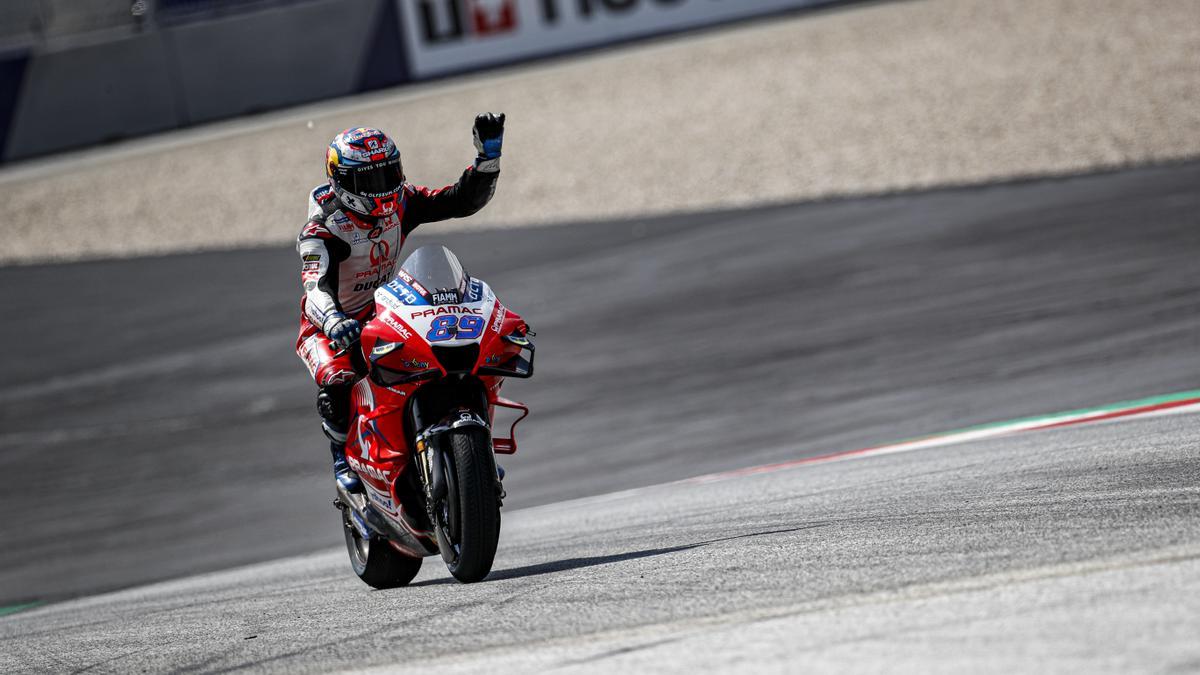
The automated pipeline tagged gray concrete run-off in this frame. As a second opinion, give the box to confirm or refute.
[1,0,1198,262]
[2,410,1197,673]
[0,162,1198,608]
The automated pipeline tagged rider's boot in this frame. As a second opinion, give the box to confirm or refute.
[329,440,362,493]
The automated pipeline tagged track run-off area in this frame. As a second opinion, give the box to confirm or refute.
[1,400,1198,673]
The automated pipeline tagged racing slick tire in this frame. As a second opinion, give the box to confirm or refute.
[342,509,423,589]
[435,427,501,583]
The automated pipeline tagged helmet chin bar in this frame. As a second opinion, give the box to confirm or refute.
[336,190,391,218]
[369,195,399,217]
[339,191,369,216]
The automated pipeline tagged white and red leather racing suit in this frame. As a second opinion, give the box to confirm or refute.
[295,164,499,387]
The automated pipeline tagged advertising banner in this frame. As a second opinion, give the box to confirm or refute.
[397,0,837,78]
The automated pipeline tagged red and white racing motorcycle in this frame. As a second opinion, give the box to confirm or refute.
[335,244,534,586]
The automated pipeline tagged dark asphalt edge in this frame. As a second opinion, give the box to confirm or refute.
[5,157,1198,269]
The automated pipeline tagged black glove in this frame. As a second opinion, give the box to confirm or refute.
[323,313,362,351]
[473,113,505,164]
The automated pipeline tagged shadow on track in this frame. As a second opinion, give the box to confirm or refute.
[411,524,829,586]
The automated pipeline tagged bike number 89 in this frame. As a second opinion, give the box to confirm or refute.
[426,315,484,342]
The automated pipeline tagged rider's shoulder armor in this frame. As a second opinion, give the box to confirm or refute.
[301,184,357,243]
[306,183,340,223]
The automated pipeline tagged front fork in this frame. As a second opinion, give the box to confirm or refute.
[414,409,492,525]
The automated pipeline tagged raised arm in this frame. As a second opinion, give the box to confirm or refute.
[403,113,505,234]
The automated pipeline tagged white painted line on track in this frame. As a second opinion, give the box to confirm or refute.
[684,398,1200,485]
[517,394,1200,516]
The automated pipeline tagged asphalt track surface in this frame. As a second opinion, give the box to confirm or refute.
[1,161,1198,614]
[2,410,1198,673]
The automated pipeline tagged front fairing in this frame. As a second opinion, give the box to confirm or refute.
[369,273,522,379]
[347,246,532,490]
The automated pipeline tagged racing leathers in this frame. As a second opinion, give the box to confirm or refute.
[295,161,499,484]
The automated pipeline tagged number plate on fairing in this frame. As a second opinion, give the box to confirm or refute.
[399,281,497,347]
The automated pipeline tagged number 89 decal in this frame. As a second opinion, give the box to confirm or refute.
[426,315,485,342]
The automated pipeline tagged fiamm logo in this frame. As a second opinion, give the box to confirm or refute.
[419,0,518,44]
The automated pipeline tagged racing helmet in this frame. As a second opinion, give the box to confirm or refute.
[326,127,405,218]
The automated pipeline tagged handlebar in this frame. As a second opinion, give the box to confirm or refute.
[333,338,361,359]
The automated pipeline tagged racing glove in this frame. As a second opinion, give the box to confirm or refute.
[323,313,362,351]
[473,112,505,173]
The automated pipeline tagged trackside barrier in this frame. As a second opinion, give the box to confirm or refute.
[0,49,32,161]
[0,0,844,162]
[1,0,402,162]
[398,0,843,78]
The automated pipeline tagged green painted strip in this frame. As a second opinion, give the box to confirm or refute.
[0,601,41,617]
[902,389,1200,444]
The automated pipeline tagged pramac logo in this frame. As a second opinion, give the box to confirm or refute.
[369,240,391,267]
[418,0,517,43]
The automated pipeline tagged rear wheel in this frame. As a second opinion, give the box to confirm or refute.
[342,508,422,589]
[434,427,501,582]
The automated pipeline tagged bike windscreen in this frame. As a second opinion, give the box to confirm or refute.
[399,245,470,304]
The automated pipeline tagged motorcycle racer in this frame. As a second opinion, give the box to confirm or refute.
[295,113,505,491]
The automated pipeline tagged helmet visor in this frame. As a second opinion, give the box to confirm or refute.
[337,158,404,198]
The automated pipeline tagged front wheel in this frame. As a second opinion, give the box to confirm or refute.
[434,427,501,583]
[342,508,423,589]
